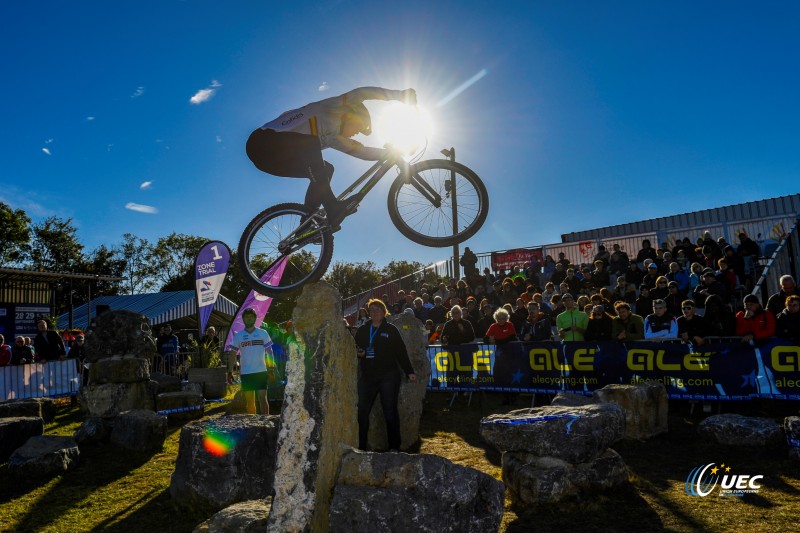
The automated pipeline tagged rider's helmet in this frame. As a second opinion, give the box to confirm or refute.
[345,102,371,136]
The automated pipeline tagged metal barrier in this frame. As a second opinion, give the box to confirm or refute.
[752,220,799,302]
[341,260,453,318]
[1,360,82,400]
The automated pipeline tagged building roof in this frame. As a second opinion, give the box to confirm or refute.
[57,290,238,330]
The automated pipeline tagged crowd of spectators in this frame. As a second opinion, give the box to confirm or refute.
[355,233,800,347]
[0,319,84,367]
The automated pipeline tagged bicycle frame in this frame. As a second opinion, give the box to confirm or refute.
[279,153,445,250]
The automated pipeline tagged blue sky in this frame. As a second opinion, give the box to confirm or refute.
[2,1,799,270]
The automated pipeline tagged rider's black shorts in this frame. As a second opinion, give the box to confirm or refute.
[246,128,327,179]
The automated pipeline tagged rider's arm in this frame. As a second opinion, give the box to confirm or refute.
[328,136,387,160]
[341,87,415,106]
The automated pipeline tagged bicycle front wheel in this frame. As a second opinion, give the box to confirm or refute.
[387,159,489,247]
[237,203,333,297]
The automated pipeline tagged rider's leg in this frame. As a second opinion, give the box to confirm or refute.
[303,161,335,212]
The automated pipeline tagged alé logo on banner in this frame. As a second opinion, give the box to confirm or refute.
[685,463,764,497]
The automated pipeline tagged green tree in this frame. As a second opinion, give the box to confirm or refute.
[147,232,208,291]
[324,260,382,299]
[84,244,126,297]
[30,216,84,271]
[381,260,425,282]
[119,233,156,294]
[0,202,31,266]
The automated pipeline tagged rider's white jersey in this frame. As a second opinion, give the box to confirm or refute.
[260,87,405,161]
[229,328,273,375]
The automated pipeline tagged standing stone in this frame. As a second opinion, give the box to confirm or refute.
[550,392,596,407]
[8,435,80,479]
[89,356,151,384]
[80,381,155,417]
[329,448,504,533]
[267,282,358,533]
[785,417,800,460]
[480,404,626,463]
[84,309,156,363]
[0,417,44,462]
[592,382,668,440]
[698,414,784,447]
[170,415,280,513]
[366,312,429,451]
[110,409,167,453]
[74,417,114,445]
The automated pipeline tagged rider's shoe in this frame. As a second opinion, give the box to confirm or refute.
[324,198,360,228]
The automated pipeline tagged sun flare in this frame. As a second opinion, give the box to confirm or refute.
[374,103,434,155]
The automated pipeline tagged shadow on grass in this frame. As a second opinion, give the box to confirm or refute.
[0,444,165,532]
[88,487,204,533]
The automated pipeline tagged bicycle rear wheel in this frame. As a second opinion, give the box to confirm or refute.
[237,203,333,297]
[387,159,488,247]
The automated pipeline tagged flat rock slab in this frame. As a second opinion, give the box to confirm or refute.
[786,417,800,461]
[0,416,44,462]
[192,499,272,533]
[503,448,629,506]
[0,398,57,423]
[150,373,182,394]
[329,448,504,533]
[110,409,167,453]
[480,404,626,463]
[157,392,205,423]
[89,356,150,384]
[698,414,784,447]
[170,414,280,514]
[8,435,79,479]
[593,382,668,440]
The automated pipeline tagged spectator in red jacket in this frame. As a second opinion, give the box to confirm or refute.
[735,294,775,342]
[0,334,11,366]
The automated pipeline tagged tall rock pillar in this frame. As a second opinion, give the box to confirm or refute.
[267,282,358,532]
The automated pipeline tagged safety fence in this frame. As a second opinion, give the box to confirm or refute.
[1,359,81,400]
[426,339,800,401]
[752,220,799,303]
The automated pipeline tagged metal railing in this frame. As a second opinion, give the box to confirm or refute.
[341,260,453,317]
[752,219,799,302]
[1,359,82,400]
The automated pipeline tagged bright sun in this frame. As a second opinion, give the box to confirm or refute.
[374,102,434,155]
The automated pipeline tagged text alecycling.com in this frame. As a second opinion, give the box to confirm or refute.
[632,376,714,388]
[531,376,598,386]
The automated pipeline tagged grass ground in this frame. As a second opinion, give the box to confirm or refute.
[1,394,798,532]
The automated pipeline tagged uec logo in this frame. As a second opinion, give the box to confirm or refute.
[685,463,763,497]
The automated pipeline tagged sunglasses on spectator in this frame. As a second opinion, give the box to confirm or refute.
[682,306,694,310]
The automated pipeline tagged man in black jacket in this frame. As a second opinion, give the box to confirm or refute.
[33,320,66,362]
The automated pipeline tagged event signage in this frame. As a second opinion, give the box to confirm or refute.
[0,304,51,338]
[224,257,288,350]
[491,248,542,272]
[427,340,800,400]
[194,241,232,335]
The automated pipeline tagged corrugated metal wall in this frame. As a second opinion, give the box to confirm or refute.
[0,280,51,304]
[561,194,800,243]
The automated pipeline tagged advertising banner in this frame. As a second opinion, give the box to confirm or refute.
[0,305,51,338]
[491,248,543,272]
[195,241,232,335]
[427,340,800,400]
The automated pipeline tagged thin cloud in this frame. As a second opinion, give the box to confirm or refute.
[86,116,95,121]
[42,147,52,155]
[45,138,53,144]
[190,80,222,105]
[131,86,145,98]
[216,135,222,143]
[140,181,153,190]
[125,202,158,214]
[319,81,329,92]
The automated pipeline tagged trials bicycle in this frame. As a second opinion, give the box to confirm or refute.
[237,146,489,297]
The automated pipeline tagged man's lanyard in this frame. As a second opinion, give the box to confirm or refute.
[368,324,379,347]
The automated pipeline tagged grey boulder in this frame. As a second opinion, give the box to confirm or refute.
[480,404,626,463]
[74,417,114,445]
[0,416,44,462]
[593,382,669,440]
[698,414,783,447]
[0,397,57,423]
[110,409,167,453]
[8,435,79,479]
[785,416,800,460]
[193,499,272,533]
[329,448,504,533]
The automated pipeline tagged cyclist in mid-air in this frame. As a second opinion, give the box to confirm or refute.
[246,86,416,225]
